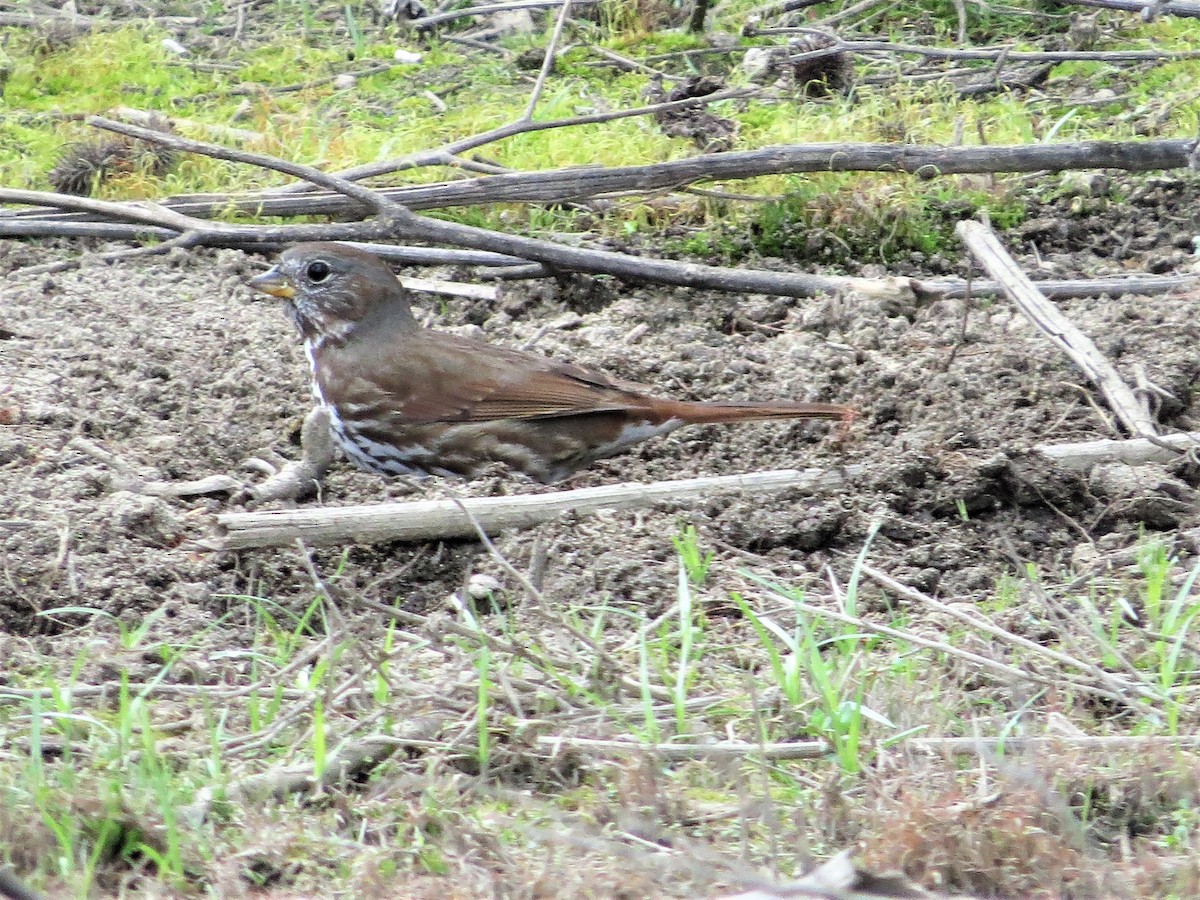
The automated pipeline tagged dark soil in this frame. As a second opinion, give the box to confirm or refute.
[2,177,1199,646]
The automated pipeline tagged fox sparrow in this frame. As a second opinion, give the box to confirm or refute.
[249,243,852,483]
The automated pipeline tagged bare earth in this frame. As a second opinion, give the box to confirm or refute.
[4,185,1199,629]
[2,174,1200,895]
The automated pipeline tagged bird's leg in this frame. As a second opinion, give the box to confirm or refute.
[249,407,335,503]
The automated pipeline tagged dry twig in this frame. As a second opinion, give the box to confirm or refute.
[208,467,859,550]
[956,219,1158,438]
[209,429,1200,551]
[12,137,1190,222]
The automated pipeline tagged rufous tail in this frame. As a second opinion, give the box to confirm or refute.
[661,399,853,425]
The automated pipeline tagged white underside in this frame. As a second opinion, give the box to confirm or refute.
[304,341,450,477]
[589,418,683,460]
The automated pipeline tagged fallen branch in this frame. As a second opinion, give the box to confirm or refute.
[218,137,1197,213]
[406,0,599,29]
[908,734,1200,752]
[1037,431,1200,469]
[536,731,1200,761]
[0,174,883,297]
[745,32,1200,63]
[12,120,895,300]
[0,9,196,29]
[536,735,829,759]
[207,430,1200,550]
[12,137,1190,222]
[913,272,1199,301]
[205,467,859,550]
[1,218,1190,302]
[956,218,1158,438]
[1056,0,1200,17]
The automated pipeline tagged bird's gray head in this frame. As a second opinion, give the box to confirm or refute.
[248,242,417,344]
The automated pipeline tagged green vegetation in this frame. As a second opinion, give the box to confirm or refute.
[6,2,1200,897]
[6,525,1200,896]
[3,1,1199,263]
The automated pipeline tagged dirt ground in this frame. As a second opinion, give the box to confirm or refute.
[3,178,1200,636]
[3,175,1200,896]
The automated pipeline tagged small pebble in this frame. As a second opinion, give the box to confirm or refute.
[466,574,503,600]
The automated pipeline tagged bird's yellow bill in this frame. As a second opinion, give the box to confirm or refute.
[248,268,296,300]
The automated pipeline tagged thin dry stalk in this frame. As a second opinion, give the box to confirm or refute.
[861,564,1162,705]
[744,577,1141,706]
[407,0,598,29]
[747,31,1200,64]
[534,735,829,759]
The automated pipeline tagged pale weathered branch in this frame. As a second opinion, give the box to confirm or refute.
[745,31,1200,62]
[1055,0,1200,17]
[956,219,1158,438]
[535,735,829,759]
[19,119,868,300]
[11,138,1189,222]
[1037,431,1200,469]
[206,431,1200,551]
[206,467,859,550]
[913,272,1199,301]
[406,0,599,29]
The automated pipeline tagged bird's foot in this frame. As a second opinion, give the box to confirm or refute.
[245,408,334,504]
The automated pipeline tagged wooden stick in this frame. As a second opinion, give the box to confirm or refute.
[407,0,599,29]
[1057,0,1200,17]
[30,120,876,300]
[206,467,859,550]
[397,274,498,300]
[1037,431,1200,469]
[746,34,1200,61]
[913,272,1199,301]
[0,218,1188,302]
[956,219,1158,438]
[537,732,1200,761]
[25,137,1188,221]
[206,430,1200,550]
[535,735,829,759]
[907,734,1200,752]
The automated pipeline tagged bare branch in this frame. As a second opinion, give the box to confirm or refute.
[957,219,1158,438]
[206,467,858,550]
[407,0,599,29]
[50,138,1194,220]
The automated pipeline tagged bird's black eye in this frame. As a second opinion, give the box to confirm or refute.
[306,260,331,283]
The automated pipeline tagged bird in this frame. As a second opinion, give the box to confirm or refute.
[248,242,853,483]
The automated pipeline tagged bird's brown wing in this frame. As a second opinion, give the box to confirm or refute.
[333,330,660,425]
